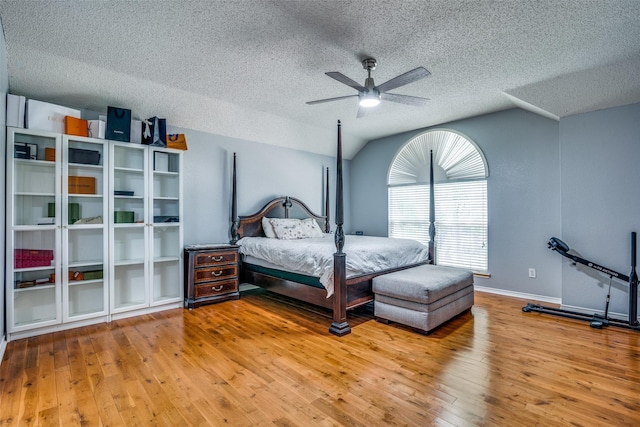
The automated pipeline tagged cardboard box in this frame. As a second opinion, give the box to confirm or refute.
[87,120,105,139]
[68,176,96,194]
[6,94,25,128]
[26,99,81,133]
[65,116,88,137]
[130,119,142,143]
[45,147,56,161]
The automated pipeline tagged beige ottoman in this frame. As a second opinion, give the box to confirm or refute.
[373,264,474,333]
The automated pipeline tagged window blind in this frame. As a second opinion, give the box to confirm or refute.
[388,129,489,272]
[388,181,488,272]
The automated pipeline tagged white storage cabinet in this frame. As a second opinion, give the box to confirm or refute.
[109,142,183,319]
[6,128,109,339]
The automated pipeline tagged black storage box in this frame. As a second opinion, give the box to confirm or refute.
[14,142,36,159]
[69,148,101,165]
[14,144,29,159]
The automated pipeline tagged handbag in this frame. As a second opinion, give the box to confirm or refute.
[166,133,188,150]
[142,116,167,147]
[105,106,131,142]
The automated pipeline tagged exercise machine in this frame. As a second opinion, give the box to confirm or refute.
[522,232,639,331]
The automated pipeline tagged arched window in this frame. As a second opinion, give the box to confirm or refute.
[388,129,488,272]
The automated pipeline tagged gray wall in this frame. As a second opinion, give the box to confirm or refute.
[560,102,640,315]
[351,109,562,298]
[173,127,351,245]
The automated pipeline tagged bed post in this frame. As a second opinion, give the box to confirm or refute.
[230,152,239,244]
[330,120,351,336]
[428,150,435,264]
[325,167,331,233]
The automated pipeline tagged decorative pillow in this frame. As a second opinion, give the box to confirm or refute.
[302,218,324,238]
[269,218,325,240]
[269,218,306,240]
[262,217,276,238]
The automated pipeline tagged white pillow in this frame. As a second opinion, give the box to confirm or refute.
[268,218,325,240]
[262,217,276,238]
[302,218,324,238]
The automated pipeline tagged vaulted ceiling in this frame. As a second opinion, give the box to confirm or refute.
[1,1,639,159]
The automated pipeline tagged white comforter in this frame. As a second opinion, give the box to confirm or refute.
[237,235,430,297]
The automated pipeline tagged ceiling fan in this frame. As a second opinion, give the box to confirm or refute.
[306,58,431,118]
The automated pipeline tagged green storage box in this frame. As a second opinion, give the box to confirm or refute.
[68,203,80,224]
[83,270,103,280]
[47,202,80,224]
[114,211,134,223]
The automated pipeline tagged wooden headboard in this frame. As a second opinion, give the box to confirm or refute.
[236,196,329,239]
[230,153,331,242]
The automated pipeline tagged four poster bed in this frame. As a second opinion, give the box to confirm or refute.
[230,121,434,336]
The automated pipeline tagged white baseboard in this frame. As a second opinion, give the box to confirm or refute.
[474,285,562,305]
[475,286,634,322]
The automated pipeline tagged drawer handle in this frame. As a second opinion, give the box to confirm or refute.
[209,255,224,262]
[211,271,223,277]
[212,285,223,291]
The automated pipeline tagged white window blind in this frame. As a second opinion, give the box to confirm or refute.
[388,129,489,272]
[388,185,430,244]
[388,181,487,271]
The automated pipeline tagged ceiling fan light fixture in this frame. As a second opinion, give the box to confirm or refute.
[359,92,380,108]
[306,58,431,117]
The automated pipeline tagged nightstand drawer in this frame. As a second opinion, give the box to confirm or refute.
[195,251,237,267]
[194,265,238,283]
[195,279,238,298]
[184,244,240,308]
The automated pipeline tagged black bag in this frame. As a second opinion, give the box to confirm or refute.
[105,106,132,142]
[142,117,167,147]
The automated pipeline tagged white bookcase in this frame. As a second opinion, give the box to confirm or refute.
[109,142,183,319]
[5,127,183,340]
[6,128,62,335]
[62,134,109,322]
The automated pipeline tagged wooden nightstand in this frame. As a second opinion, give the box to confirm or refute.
[184,244,240,308]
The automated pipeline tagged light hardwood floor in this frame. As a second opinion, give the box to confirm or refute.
[1,288,639,426]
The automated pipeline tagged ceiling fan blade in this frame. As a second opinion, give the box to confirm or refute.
[375,67,431,93]
[306,94,359,105]
[380,92,430,106]
[325,72,367,92]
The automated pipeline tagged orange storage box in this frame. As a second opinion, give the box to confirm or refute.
[65,116,88,137]
[45,147,56,161]
[68,176,96,194]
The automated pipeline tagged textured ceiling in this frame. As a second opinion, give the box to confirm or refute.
[1,0,639,159]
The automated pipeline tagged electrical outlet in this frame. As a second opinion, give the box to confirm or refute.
[528,268,536,278]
